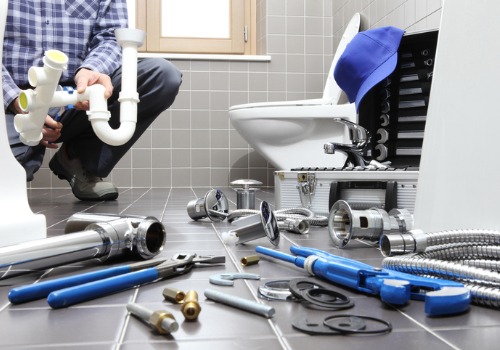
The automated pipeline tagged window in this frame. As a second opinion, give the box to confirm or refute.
[135,0,256,55]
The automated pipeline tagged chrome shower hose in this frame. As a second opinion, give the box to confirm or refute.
[228,207,328,227]
[382,228,500,308]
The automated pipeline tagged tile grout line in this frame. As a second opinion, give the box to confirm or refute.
[395,308,461,350]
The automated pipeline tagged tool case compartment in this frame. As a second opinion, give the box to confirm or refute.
[274,31,438,215]
[359,29,438,168]
[274,168,419,217]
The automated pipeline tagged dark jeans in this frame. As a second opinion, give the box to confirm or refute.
[6,58,182,180]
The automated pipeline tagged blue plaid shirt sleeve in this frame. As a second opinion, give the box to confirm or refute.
[78,1,128,75]
[3,0,129,111]
[2,65,21,112]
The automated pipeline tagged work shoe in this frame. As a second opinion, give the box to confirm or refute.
[49,147,119,201]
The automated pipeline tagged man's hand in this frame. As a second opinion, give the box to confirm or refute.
[41,115,62,149]
[74,68,113,110]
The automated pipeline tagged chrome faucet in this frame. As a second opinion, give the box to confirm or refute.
[324,118,371,167]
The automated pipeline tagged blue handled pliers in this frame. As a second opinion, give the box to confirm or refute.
[9,253,225,308]
[256,245,470,317]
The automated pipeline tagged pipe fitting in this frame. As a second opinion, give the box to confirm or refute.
[14,29,144,147]
[187,189,229,222]
[225,201,280,246]
[328,200,413,248]
[126,303,178,335]
[279,218,310,234]
[0,214,166,279]
[181,290,201,321]
[379,229,427,256]
[241,255,260,267]
[230,179,263,209]
[162,287,186,304]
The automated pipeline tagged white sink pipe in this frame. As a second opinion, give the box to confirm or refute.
[13,28,145,147]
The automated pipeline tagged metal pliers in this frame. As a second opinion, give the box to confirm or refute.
[256,245,470,317]
[9,253,225,308]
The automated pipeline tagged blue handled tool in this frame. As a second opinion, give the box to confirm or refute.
[255,245,470,317]
[9,254,224,308]
[8,258,166,304]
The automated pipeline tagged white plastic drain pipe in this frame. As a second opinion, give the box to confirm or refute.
[13,28,145,147]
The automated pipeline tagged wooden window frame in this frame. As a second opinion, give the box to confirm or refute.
[136,0,256,55]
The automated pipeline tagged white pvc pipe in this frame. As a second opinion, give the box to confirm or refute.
[13,28,145,147]
[14,50,68,146]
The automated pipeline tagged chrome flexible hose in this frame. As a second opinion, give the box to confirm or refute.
[419,243,500,261]
[381,228,500,309]
[228,208,328,226]
[382,256,500,307]
[422,229,500,249]
[465,284,500,308]
[457,259,500,271]
[383,256,500,285]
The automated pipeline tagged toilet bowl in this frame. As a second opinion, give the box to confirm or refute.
[229,13,361,170]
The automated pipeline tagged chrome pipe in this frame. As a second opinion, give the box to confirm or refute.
[0,215,166,279]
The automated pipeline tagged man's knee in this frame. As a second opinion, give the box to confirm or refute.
[138,58,182,109]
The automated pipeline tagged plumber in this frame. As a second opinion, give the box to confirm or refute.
[2,0,182,201]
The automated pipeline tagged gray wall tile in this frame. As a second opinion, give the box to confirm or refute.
[31,0,442,189]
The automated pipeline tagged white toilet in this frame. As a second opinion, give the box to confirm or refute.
[229,13,361,170]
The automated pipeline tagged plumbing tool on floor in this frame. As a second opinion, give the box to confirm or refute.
[222,201,280,246]
[181,290,202,321]
[126,303,179,335]
[255,245,471,317]
[9,253,225,307]
[230,179,263,209]
[0,215,166,280]
[187,189,229,222]
[328,199,413,248]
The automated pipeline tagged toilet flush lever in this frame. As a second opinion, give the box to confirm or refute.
[324,119,371,167]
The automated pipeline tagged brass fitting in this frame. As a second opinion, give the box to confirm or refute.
[241,255,260,267]
[162,287,186,304]
[148,310,179,335]
[181,290,201,321]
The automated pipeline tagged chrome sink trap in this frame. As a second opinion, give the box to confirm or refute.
[0,213,166,279]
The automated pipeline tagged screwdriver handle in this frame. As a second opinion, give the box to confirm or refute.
[8,266,131,304]
[47,268,159,308]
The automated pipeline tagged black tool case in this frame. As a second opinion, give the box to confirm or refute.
[274,30,438,216]
[359,29,438,167]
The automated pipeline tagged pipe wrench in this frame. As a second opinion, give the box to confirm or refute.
[256,245,470,317]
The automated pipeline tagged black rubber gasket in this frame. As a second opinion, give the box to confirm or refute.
[288,278,331,299]
[303,287,353,307]
[292,318,343,335]
[289,278,354,310]
[323,315,392,335]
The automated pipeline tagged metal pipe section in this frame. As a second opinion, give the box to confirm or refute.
[0,215,166,280]
[186,189,229,222]
[226,201,280,246]
[328,200,413,248]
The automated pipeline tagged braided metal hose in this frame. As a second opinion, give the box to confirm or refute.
[228,208,328,227]
[380,229,500,256]
[382,254,500,307]
[418,243,500,261]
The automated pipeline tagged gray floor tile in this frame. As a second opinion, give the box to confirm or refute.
[0,187,498,349]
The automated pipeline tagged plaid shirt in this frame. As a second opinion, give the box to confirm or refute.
[2,0,128,111]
